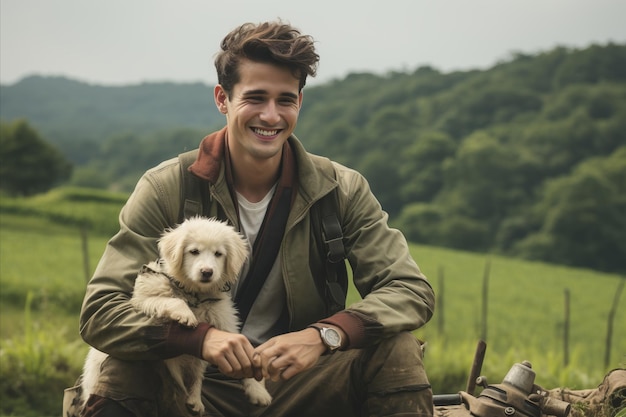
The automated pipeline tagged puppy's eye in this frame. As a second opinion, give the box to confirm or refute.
[215,251,223,257]
[189,249,200,256]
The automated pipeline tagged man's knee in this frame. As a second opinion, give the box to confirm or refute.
[363,332,433,416]
[80,358,164,416]
[367,332,428,380]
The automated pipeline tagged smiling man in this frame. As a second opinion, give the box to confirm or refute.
[75,21,436,417]
[214,58,302,202]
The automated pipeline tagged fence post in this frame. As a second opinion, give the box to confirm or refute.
[437,265,444,335]
[480,259,490,342]
[604,279,625,368]
[564,288,570,367]
[80,225,90,283]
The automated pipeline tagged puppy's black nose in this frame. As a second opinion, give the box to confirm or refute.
[200,269,214,282]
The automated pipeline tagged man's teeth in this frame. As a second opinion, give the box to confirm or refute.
[253,128,278,136]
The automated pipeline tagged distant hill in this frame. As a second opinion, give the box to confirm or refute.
[2,43,625,273]
[0,75,223,144]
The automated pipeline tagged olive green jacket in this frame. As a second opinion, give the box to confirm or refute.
[79,129,435,360]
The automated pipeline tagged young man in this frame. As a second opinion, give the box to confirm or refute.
[77,21,435,417]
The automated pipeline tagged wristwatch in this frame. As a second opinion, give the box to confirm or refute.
[309,324,342,352]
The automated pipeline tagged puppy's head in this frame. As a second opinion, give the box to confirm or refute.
[158,217,249,293]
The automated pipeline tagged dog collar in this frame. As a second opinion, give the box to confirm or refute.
[139,263,222,307]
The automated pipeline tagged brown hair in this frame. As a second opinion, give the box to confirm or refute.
[215,21,319,96]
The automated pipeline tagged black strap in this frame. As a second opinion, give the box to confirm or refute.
[315,188,348,313]
[310,189,348,314]
[178,150,206,222]
[233,187,292,324]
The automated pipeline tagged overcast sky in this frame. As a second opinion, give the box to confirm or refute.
[1,0,625,87]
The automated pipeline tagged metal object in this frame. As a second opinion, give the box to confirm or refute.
[433,343,571,417]
[503,361,536,393]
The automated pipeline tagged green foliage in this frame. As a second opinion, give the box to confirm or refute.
[398,131,456,203]
[1,43,625,274]
[514,147,626,272]
[0,186,126,236]
[80,127,207,191]
[0,293,87,417]
[0,120,72,196]
[552,43,626,88]
[422,339,601,395]
[298,43,626,273]
[0,76,224,163]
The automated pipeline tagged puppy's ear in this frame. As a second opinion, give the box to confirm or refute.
[157,225,186,277]
[224,231,249,284]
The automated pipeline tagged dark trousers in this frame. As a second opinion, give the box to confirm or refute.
[80,332,433,417]
[82,395,135,417]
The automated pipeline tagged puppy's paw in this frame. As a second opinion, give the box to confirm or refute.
[186,399,205,415]
[242,378,272,406]
[170,311,198,327]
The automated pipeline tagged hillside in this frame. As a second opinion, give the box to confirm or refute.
[1,43,625,273]
[0,76,224,162]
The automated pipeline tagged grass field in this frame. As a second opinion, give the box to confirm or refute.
[411,245,625,388]
[1,190,625,415]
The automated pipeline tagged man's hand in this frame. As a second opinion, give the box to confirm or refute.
[201,327,257,379]
[252,327,341,382]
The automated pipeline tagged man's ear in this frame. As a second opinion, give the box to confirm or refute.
[214,85,228,114]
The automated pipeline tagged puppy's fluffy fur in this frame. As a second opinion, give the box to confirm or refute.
[81,217,272,413]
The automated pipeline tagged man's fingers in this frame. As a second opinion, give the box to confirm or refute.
[253,340,281,378]
[267,355,283,381]
[203,329,259,378]
[278,365,298,381]
[251,330,325,381]
[266,354,300,381]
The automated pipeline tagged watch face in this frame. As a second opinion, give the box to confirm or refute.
[323,328,341,348]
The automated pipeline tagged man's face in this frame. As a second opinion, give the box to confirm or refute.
[215,59,303,163]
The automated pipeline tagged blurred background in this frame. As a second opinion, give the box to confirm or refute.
[1,1,625,416]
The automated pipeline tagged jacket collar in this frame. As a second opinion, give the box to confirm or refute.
[188,126,227,183]
[188,126,337,206]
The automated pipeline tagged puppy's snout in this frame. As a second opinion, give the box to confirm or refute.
[200,268,214,282]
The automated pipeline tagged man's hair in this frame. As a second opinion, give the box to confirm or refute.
[215,21,319,96]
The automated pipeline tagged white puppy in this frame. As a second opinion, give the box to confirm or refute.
[81,217,272,413]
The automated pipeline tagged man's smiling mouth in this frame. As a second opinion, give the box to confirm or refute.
[252,127,280,137]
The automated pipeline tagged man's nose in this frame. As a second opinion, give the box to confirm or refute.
[260,101,280,125]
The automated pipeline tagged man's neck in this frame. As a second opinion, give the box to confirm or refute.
[230,154,280,203]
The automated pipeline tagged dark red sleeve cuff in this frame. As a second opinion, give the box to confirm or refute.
[156,322,212,358]
[319,311,367,349]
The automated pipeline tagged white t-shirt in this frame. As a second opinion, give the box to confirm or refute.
[236,184,276,249]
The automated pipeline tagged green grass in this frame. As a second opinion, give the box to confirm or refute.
[410,245,625,390]
[0,292,88,417]
[0,213,110,312]
[0,186,126,235]
[345,243,625,388]
[1,188,625,415]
